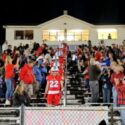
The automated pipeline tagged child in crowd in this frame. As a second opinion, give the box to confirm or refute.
[13,84,30,106]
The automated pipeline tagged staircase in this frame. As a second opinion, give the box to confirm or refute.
[65,61,88,106]
[0,107,21,125]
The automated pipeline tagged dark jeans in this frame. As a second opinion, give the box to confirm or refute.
[85,79,90,92]
[102,84,111,103]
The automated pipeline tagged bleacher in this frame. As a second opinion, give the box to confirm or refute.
[0,44,124,125]
[0,107,21,125]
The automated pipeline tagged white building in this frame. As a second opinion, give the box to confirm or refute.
[3,10,125,47]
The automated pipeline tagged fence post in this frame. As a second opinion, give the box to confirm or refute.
[110,105,114,125]
[21,104,24,125]
[63,56,67,106]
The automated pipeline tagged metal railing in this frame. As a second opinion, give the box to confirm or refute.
[0,105,124,125]
[63,53,67,106]
[0,107,22,125]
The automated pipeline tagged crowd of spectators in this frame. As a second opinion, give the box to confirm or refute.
[74,43,125,124]
[0,40,125,124]
[0,41,68,107]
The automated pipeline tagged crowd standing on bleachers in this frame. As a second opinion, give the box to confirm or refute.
[0,41,125,123]
[74,44,125,124]
[0,41,68,107]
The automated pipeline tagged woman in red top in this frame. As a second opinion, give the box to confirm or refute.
[111,65,124,107]
[115,77,125,125]
[4,56,18,105]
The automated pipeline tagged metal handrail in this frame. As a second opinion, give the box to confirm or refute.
[0,106,21,125]
[63,53,67,106]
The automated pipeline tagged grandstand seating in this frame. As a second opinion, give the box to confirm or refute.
[0,44,123,125]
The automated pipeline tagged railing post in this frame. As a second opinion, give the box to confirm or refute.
[21,104,24,125]
[63,55,67,106]
[110,104,114,125]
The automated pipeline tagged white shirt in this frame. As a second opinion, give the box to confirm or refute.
[2,43,8,52]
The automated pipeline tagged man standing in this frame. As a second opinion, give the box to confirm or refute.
[19,59,35,98]
[88,58,101,102]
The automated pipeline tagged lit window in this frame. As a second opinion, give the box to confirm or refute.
[97,29,117,40]
[42,29,89,41]
[58,36,64,41]
[67,36,74,41]
[82,30,89,41]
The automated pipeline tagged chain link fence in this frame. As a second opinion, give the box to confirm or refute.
[0,105,125,125]
[23,106,108,125]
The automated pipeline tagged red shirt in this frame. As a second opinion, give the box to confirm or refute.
[58,67,64,76]
[2,53,6,62]
[84,67,89,80]
[35,46,43,56]
[59,57,64,64]
[111,73,124,85]
[46,75,62,94]
[116,84,125,105]
[19,64,34,84]
[5,64,14,79]
[77,48,82,56]
[95,51,101,61]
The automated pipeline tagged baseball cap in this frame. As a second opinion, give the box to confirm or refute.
[52,56,59,60]
[36,55,44,61]
[51,66,59,72]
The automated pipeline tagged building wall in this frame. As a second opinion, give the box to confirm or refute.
[34,28,42,44]
[89,28,98,45]
[117,27,125,44]
[6,28,15,46]
[5,26,125,47]
[39,16,92,30]
[5,27,39,47]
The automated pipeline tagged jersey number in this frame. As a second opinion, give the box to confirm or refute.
[50,81,58,88]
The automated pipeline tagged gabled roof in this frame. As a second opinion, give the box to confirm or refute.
[37,14,94,28]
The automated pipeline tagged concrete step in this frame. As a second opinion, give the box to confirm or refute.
[67,84,85,87]
[84,92,92,95]
[67,90,84,95]
[67,87,87,91]
[66,99,81,104]
[66,95,75,99]
[67,89,88,94]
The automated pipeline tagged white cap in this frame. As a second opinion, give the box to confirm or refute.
[36,55,44,61]
[94,61,100,65]
[53,61,60,67]
[52,56,59,60]
[51,66,59,72]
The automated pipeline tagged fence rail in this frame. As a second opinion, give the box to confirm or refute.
[0,105,124,125]
[0,107,21,125]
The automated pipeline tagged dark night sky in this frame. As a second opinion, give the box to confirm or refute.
[0,0,125,44]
